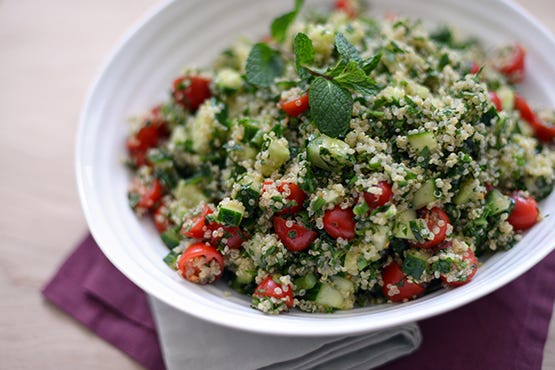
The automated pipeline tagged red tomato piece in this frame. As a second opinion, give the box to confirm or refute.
[469,62,481,75]
[253,276,294,308]
[177,242,224,284]
[381,261,425,302]
[489,91,503,111]
[273,217,317,252]
[495,44,526,83]
[262,181,307,215]
[280,94,309,117]
[181,204,214,239]
[363,181,394,210]
[333,0,357,18]
[441,249,478,287]
[323,206,356,240]
[413,207,450,249]
[126,106,168,167]
[514,95,555,142]
[210,225,248,249]
[153,202,172,234]
[135,178,164,211]
[508,192,539,231]
[172,75,212,112]
[277,182,307,214]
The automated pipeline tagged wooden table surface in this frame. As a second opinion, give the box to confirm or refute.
[1,1,554,369]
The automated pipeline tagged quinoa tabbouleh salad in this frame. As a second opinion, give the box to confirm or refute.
[126,0,555,314]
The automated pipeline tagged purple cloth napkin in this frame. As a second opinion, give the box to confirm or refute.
[42,235,165,370]
[43,234,555,370]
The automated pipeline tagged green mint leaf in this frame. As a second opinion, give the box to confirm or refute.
[245,43,284,87]
[325,59,349,79]
[362,52,382,74]
[293,32,314,78]
[270,0,304,43]
[335,33,362,63]
[330,60,379,96]
[309,77,353,138]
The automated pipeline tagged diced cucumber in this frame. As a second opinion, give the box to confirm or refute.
[258,136,290,176]
[216,199,246,226]
[408,219,429,243]
[407,131,439,151]
[485,189,514,215]
[393,209,427,240]
[295,273,317,290]
[330,276,355,294]
[234,173,262,214]
[393,209,416,239]
[496,86,514,112]
[238,118,259,142]
[234,269,255,285]
[307,282,344,309]
[215,68,243,91]
[454,178,480,205]
[307,134,353,171]
[173,180,208,209]
[402,249,429,279]
[160,228,182,249]
[398,208,417,222]
[163,251,179,270]
[413,179,437,208]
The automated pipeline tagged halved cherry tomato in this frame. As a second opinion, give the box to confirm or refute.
[262,181,307,215]
[363,181,394,210]
[153,201,172,234]
[253,276,294,308]
[507,192,539,231]
[381,261,425,302]
[441,249,478,287]
[489,91,503,111]
[274,217,318,252]
[495,44,526,83]
[277,182,307,214]
[413,207,450,249]
[181,204,214,239]
[172,75,212,112]
[126,107,169,167]
[514,95,555,142]
[210,225,248,249]
[280,94,309,117]
[334,0,357,18]
[130,178,164,211]
[177,242,224,284]
[323,206,356,240]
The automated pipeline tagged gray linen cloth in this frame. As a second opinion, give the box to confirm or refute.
[149,297,422,370]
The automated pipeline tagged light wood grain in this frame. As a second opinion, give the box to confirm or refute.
[0,1,553,369]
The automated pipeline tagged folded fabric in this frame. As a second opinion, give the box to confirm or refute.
[150,296,421,370]
[43,234,555,370]
[42,235,165,370]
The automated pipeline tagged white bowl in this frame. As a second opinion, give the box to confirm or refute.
[76,0,555,336]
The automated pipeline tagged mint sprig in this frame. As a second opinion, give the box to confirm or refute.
[309,77,353,138]
[335,33,362,63]
[270,0,304,43]
[293,32,314,78]
[299,33,381,137]
[245,43,284,87]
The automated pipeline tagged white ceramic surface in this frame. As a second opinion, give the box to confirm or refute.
[76,0,555,336]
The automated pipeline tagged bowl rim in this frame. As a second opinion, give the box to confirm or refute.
[75,0,555,336]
